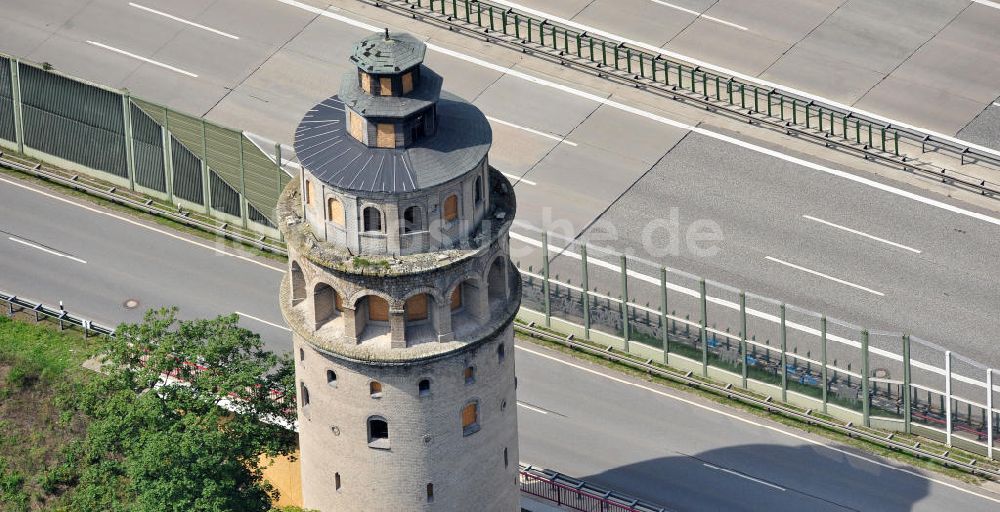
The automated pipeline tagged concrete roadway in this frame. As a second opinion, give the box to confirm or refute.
[3,170,1000,511]
[496,0,1000,148]
[2,1,1000,368]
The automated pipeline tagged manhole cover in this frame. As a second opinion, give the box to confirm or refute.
[123,299,140,310]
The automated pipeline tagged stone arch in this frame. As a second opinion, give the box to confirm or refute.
[290,260,306,307]
[485,254,509,309]
[446,274,486,335]
[347,289,396,310]
[402,205,423,233]
[313,282,343,330]
[401,286,445,307]
[362,205,383,232]
[352,293,392,345]
[327,196,345,226]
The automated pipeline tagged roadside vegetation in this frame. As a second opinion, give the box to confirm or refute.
[0,310,303,511]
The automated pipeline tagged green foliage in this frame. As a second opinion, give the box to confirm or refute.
[0,315,93,388]
[0,457,29,512]
[64,308,298,512]
[352,256,389,269]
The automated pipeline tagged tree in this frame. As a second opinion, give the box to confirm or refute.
[68,308,297,512]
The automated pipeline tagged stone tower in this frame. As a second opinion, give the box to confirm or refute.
[277,31,520,512]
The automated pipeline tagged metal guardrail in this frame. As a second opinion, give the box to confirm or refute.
[0,289,115,337]
[0,150,288,255]
[364,0,1000,201]
[520,464,668,512]
[514,321,1000,481]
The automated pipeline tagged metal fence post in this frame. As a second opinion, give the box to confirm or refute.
[903,334,912,434]
[542,231,550,328]
[581,244,590,339]
[700,279,708,378]
[987,368,994,459]
[660,267,669,362]
[821,315,828,414]
[238,135,249,229]
[161,123,174,203]
[200,118,212,213]
[945,350,953,446]
[861,330,870,427]
[780,304,787,402]
[9,59,24,153]
[739,291,747,388]
[620,254,629,351]
[121,93,136,191]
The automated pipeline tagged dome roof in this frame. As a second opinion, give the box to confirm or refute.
[351,31,426,74]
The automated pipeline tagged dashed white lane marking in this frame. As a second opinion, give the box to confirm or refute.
[486,116,578,146]
[129,3,240,39]
[501,172,537,186]
[0,176,284,273]
[702,463,786,491]
[7,236,87,264]
[514,344,1000,505]
[802,215,922,254]
[648,0,749,30]
[85,41,199,77]
[764,256,885,297]
[516,401,549,414]
[270,0,1000,229]
[992,102,1000,107]
[235,311,291,331]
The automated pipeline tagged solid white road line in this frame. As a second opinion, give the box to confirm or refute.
[993,102,1000,107]
[7,236,87,264]
[485,116,578,146]
[0,176,284,273]
[501,172,537,186]
[516,402,549,414]
[235,311,291,331]
[649,0,748,30]
[701,463,786,491]
[273,0,1000,228]
[129,3,240,39]
[973,0,1000,10]
[514,343,1000,505]
[802,215,922,254]
[485,0,1000,163]
[85,41,198,77]
[764,256,885,297]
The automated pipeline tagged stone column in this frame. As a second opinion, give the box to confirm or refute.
[389,309,407,348]
[435,300,453,342]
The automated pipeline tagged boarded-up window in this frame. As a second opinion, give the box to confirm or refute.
[405,294,429,322]
[360,72,372,93]
[379,77,392,96]
[348,110,365,141]
[327,197,344,226]
[370,381,382,396]
[443,194,458,222]
[376,123,395,148]
[450,284,462,310]
[305,180,313,205]
[462,402,478,432]
[402,72,414,94]
[363,207,382,232]
[368,296,389,322]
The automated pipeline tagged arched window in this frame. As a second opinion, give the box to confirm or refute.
[464,366,475,385]
[314,283,340,330]
[327,370,337,387]
[363,206,382,232]
[327,197,344,226]
[405,294,429,322]
[370,381,383,398]
[366,295,389,322]
[301,383,310,406]
[367,416,389,449]
[504,447,509,468]
[403,205,423,233]
[450,284,462,311]
[426,483,434,503]
[335,472,341,491]
[305,179,313,205]
[461,402,479,436]
[474,175,483,204]
[487,257,506,305]
[442,194,458,222]
[299,348,305,361]
[418,379,430,397]
[290,261,305,306]
[497,343,505,363]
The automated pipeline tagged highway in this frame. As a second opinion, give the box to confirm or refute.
[2,163,1000,511]
[7,0,999,365]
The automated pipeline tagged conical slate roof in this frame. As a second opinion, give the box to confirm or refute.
[351,31,426,74]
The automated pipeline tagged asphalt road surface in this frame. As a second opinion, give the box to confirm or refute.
[2,169,1000,511]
